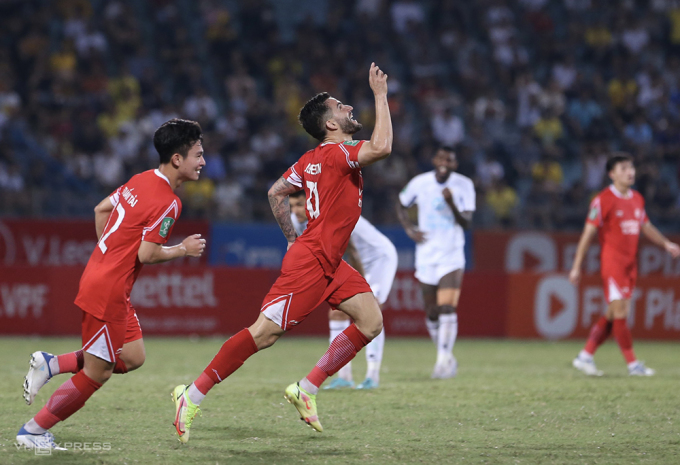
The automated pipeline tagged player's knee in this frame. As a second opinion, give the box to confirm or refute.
[365,311,383,339]
[425,305,439,321]
[254,331,281,350]
[126,354,145,371]
[438,305,456,315]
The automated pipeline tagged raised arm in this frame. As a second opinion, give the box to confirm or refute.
[94,196,115,240]
[357,63,392,167]
[268,177,300,246]
[641,222,680,258]
[569,223,598,285]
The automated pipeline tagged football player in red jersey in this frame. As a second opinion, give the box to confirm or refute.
[171,63,392,442]
[570,153,680,376]
[17,119,207,450]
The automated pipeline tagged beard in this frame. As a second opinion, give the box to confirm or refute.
[339,117,363,134]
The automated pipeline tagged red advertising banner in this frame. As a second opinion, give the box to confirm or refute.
[0,267,507,338]
[0,219,209,267]
[506,273,680,340]
[474,230,680,278]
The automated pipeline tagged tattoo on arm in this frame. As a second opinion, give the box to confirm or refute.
[268,177,299,242]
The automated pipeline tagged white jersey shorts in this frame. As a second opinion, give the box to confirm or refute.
[363,250,398,305]
[414,249,465,286]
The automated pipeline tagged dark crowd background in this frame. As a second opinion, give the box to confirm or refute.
[1,0,680,232]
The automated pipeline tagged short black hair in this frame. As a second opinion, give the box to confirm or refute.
[289,190,306,199]
[606,152,633,172]
[153,118,203,164]
[298,92,331,141]
[439,146,455,153]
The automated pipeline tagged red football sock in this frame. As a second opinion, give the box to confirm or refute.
[584,316,612,355]
[307,323,370,388]
[612,318,636,364]
[194,329,258,395]
[114,359,128,374]
[56,350,84,374]
[33,371,102,430]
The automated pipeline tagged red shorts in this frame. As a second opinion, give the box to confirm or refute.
[261,243,372,330]
[601,261,637,303]
[81,308,143,363]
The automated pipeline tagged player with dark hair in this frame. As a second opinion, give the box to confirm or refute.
[397,147,475,379]
[17,119,207,450]
[570,153,680,376]
[289,190,398,390]
[171,63,392,442]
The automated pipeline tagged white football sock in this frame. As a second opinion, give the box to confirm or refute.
[436,313,458,365]
[48,356,60,375]
[578,350,593,362]
[187,383,206,405]
[425,318,439,344]
[329,320,350,343]
[338,362,353,382]
[23,418,47,434]
[364,327,385,382]
[300,377,319,395]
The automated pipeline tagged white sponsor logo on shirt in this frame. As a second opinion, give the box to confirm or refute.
[304,163,322,175]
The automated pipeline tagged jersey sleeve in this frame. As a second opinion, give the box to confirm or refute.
[109,187,122,207]
[336,140,365,175]
[283,160,304,189]
[399,177,418,208]
[462,179,476,212]
[638,196,648,225]
[586,195,603,228]
[142,197,181,244]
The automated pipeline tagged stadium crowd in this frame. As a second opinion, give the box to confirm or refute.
[1,0,680,231]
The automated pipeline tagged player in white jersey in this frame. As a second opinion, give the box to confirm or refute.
[290,190,398,389]
[397,146,475,379]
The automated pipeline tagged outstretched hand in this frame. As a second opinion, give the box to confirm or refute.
[368,62,388,96]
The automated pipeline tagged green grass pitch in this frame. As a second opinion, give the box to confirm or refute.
[1,336,679,464]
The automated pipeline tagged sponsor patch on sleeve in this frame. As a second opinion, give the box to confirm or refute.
[343,140,360,146]
[159,217,175,238]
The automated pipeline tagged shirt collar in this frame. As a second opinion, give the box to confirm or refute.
[609,184,632,199]
[154,169,172,187]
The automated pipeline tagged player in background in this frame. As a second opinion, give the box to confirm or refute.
[397,147,475,379]
[16,119,207,450]
[289,190,398,389]
[570,153,680,376]
[171,63,392,443]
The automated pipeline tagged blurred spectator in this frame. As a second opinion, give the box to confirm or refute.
[0,0,677,231]
[486,178,518,228]
[431,107,465,147]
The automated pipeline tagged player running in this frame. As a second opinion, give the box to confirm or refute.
[289,190,398,390]
[397,147,475,379]
[171,62,392,442]
[570,153,680,376]
[16,119,207,451]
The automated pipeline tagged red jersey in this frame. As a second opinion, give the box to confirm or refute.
[586,185,647,269]
[75,169,181,322]
[283,140,365,276]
